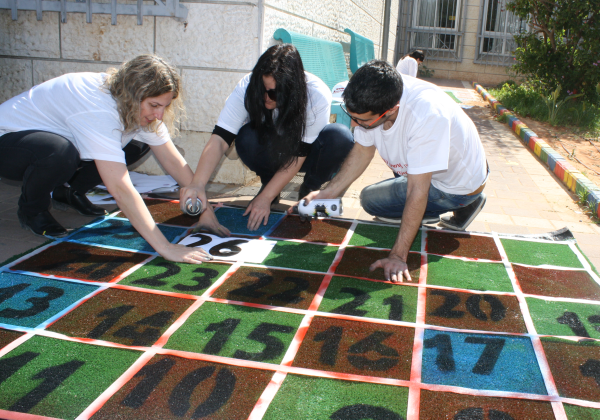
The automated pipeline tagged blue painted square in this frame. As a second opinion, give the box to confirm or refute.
[0,272,97,328]
[421,329,547,395]
[547,153,564,172]
[214,207,285,237]
[68,218,186,252]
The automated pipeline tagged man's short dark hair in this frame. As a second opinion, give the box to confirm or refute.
[409,50,425,61]
[342,60,403,115]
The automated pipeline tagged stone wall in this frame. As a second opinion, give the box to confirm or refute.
[0,1,395,184]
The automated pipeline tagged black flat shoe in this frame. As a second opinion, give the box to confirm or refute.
[17,209,68,238]
[52,185,108,216]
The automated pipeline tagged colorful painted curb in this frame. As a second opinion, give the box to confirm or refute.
[473,82,600,217]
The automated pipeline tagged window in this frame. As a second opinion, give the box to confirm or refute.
[476,0,527,65]
[407,0,464,61]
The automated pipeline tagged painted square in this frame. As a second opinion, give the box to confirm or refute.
[501,239,583,268]
[418,390,555,419]
[118,257,231,296]
[164,301,303,364]
[48,288,194,346]
[68,218,186,253]
[542,337,600,402]
[117,198,198,227]
[211,266,325,309]
[214,207,285,237]
[0,327,24,351]
[421,329,547,394]
[0,335,140,419]
[263,375,409,420]
[564,404,600,419]
[10,242,149,283]
[426,231,501,261]
[318,276,418,323]
[335,248,421,283]
[513,264,600,300]
[427,255,514,292]
[92,354,273,420]
[267,215,352,244]
[349,223,421,251]
[178,233,276,263]
[425,288,527,333]
[0,272,98,328]
[293,316,414,380]
[262,241,339,272]
[527,297,600,339]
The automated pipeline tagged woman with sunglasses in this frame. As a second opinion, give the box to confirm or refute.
[0,54,226,264]
[181,44,354,231]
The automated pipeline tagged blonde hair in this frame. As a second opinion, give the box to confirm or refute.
[104,54,184,136]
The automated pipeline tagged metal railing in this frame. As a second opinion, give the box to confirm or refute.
[0,0,188,24]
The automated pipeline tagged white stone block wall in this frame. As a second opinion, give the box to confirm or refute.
[0,0,395,185]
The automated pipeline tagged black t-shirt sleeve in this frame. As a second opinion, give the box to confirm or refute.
[296,141,312,157]
[212,125,236,146]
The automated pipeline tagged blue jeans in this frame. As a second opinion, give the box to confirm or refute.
[360,176,483,218]
[235,123,354,189]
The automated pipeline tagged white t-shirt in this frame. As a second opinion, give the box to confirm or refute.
[0,72,169,164]
[355,75,487,195]
[396,56,419,78]
[216,72,332,144]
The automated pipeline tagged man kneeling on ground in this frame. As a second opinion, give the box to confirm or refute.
[301,60,488,283]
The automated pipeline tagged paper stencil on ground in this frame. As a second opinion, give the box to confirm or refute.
[178,232,276,263]
[1,201,600,419]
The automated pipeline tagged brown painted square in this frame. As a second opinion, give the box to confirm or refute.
[211,266,325,309]
[419,390,555,419]
[268,215,352,244]
[425,289,527,333]
[426,231,501,261]
[92,354,273,420]
[542,338,600,402]
[48,288,194,346]
[0,328,24,350]
[119,199,198,227]
[292,316,414,380]
[11,242,148,282]
[335,248,421,283]
[513,264,600,300]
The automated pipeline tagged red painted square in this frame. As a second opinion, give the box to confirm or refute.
[268,215,351,244]
[293,316,414,380]
[119,199,198,227]
[335,247,421,283]
[426,231,501,261]
[514,265,600,300]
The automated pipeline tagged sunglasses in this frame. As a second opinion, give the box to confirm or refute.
[265,88,277,101]
[341,103,395,129]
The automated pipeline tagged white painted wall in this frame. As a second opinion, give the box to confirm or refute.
[0,1,394,184]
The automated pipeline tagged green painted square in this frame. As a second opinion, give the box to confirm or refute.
[426,255,514,292]
[565,404,600,419]
[164,301,303,364]
[349,223,421,251]
[318,276,418,323]
[500,239,583,268]
[263,374,409,420]
[262,241,338,272]
[0,336,140,419]
[527,297,600,338]
[118,257,231,295]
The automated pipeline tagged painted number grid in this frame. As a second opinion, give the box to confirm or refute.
[0,199,599,419]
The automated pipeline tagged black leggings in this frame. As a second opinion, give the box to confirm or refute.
[0,130,150,216]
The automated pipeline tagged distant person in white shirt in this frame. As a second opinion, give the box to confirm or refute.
[396,50,426,78]
[0,55,226,263]
[301,60,488,283]
[181,44,354,232]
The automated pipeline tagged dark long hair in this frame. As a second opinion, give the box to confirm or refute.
[244,44,308,170]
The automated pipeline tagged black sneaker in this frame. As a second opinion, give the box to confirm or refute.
[375,215,441,225]
[298,183,316,201]
[52,185,108,216]
[17,209,68,238]
[439,193,487,231]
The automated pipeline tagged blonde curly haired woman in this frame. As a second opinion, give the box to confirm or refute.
[0,54,228,263]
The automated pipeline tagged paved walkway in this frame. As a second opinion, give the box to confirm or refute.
[1,79,599,269]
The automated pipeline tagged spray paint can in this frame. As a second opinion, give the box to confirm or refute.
[184,198,204,216]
